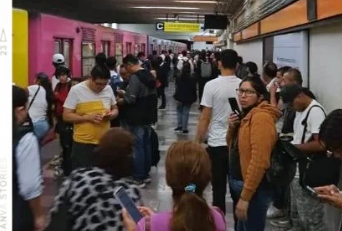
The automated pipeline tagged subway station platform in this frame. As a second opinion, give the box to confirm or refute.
[40,83,291,231]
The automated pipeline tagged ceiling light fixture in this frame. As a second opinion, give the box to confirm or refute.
[132,6,200,10]
[174,1,217,3]
[156,17,204,21]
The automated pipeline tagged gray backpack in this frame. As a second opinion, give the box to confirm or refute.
[200,61,212,78]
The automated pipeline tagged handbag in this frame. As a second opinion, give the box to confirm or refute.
[299,105,341,187]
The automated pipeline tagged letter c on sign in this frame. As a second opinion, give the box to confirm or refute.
[156,23,164,31]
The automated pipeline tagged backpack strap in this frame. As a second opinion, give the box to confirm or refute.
[144,216,151,231]
[301,105,326,144]
[28,86,41,110]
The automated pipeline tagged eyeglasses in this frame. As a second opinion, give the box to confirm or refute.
[236,89,257,96]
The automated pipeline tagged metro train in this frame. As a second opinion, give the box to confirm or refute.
[13,9,187,87]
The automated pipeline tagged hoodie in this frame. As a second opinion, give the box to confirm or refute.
[122,69,158,125]
[227,101,281,201]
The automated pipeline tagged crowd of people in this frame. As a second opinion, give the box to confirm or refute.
[12,47,342,231]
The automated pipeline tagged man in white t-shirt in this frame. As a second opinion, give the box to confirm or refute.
[280,84,328,231]
[63,66,119,170]
[195,49,242,215]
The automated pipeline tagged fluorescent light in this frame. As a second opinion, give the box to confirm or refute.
[174,1,217,3]
[156,17,204,21]
[132,6,200,10]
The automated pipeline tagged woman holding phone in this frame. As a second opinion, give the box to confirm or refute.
[46,128,142,231]
[226,77,281,231]
[122,141,226,231]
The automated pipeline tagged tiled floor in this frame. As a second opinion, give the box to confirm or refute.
[41,82,289,231]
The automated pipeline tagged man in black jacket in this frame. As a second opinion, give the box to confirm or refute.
[117,54,158,187]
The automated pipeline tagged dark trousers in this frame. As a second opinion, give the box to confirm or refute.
[207,146,229,214]
[273,185,290,210]
[71,141,97,171]
[198,78,210,103]
[157,86,166,108]
[55,117,73,176]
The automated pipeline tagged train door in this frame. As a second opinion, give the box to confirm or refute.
[81,41,95,76]
[125,42,132,55]
[141,43,146,53]
[102,41,110,57]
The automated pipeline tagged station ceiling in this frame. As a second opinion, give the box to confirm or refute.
[13,0,243,24]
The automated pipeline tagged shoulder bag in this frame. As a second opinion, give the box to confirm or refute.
[299,105,341,187]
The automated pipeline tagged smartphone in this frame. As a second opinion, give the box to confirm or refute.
[305,186,318,197]
[228,97,241,117]
[114,186,143,223]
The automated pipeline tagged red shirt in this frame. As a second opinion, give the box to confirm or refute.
[54,83,71,117]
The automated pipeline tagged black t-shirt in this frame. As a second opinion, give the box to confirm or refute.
[229,136,243,181]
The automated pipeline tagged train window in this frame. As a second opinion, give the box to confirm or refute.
[82,42,95,76]
[115,43,123,65]
[135,44,140,56]
[54,38,72,69]
[126,42,132,55]
[54,40,62,53]
[102,41,110,57]
[63,40,72,68]
[141,43,146,53]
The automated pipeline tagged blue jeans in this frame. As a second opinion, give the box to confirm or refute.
[122,122,151,181]
[33,120,49,141]
[229,178,272,231]
[176,103,191,130]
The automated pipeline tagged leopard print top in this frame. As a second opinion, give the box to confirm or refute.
[49,167,142,231]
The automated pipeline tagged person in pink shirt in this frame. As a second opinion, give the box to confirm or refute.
[123,141,227,231]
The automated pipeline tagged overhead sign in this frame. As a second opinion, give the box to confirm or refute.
[155,22,200,32]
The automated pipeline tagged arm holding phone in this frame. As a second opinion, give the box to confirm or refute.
[314,185,342,209]
[122,207,155,231]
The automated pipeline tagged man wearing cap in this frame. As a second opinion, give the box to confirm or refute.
[280,84,328,231]
[52,54,71,90]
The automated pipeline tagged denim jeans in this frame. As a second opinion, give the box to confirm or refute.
[229,177,272,231]
[33,120,49,141]
[122,122,151,181]
[176,103,191,130]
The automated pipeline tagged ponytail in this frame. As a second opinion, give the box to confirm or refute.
[170,187,215,231]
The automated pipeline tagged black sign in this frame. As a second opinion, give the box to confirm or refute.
[156,22,164,31]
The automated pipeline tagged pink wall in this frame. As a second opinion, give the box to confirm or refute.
[28,13,148,85]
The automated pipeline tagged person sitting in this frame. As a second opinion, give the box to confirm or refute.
[123,141,226,231]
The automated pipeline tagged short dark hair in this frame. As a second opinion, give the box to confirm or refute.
[137,52,145,58]
[55,65,70,78]
[152,50,157,55]
[246,62,258,74]
[106,57,117,69]
[123,54,139,65]
[264,62,278,78]
[181,50,187,57]
[237,56,243,64]
[319,109,342,152]
[278,66,292,76]
[94,128,134,177]
[220,49,238,69]
[95,53,107,66]
[168,49,173,54]
[151,56,162,70]
[285,68,303,85]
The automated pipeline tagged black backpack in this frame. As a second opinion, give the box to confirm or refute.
[265,138,303,186]
[150,127,160,167]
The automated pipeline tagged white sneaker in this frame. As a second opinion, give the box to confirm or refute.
[267,205,285,219]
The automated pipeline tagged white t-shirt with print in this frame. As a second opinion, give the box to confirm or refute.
[291,99,326,178]
[64,81,116,110]
[201,75,242,147]
[28,85,48,123]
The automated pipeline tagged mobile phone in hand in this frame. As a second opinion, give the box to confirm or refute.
[114,186,143,223]
[228,97,241,118]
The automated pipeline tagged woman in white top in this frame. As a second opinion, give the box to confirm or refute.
[27,73,54,141]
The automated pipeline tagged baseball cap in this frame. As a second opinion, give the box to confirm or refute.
[280,84,303,104]
[52,54,65,64]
